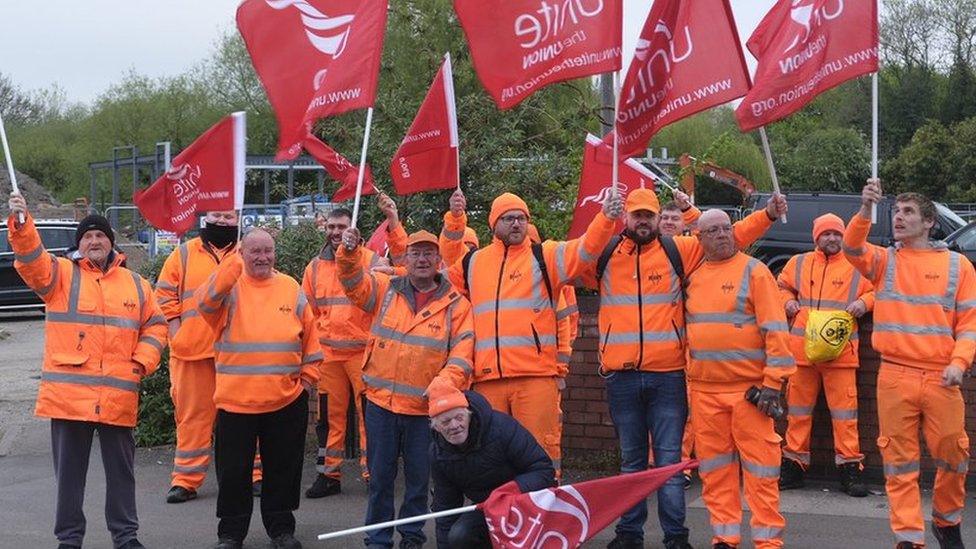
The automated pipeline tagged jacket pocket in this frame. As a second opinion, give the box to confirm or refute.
[601,323,613,355]
[50,351,88,368]
[530,324,542,354]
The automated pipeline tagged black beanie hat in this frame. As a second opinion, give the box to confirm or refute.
[75,215,115,247]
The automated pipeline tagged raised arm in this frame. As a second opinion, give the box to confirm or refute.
[843,179,888,285]
[194,253,243,328]
[336,227,390,314]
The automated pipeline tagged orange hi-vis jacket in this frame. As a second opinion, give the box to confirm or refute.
[445,212,616,382]
[9,214,167,427]
[197,256,322,414]
[777,250,875,367]
[440,211,470,266]
[843,214,976,372]
[156,237,236,360]
[685,251,796,393]
[578,209,775,373]
[302,244,384,358]
[337,245,475,416]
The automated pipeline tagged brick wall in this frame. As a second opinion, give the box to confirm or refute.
[562,295,976,484]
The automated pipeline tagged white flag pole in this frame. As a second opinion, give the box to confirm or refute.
[233,111,247,243]
[351,107,375,229]
[871,72,879,224]
[318,504,478,541]
[611,71,621,199]
[758,127,787,224]
[0,112,25,224]
[443,52,461,192]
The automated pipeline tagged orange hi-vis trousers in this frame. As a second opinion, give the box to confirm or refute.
[316,355,368,480]
[692,390,785,549]
[877,363,969,546]
[476,376,562,480]
[783,365,863,469]
[170,357,261,490]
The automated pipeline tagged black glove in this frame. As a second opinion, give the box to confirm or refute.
[757,387,783,419]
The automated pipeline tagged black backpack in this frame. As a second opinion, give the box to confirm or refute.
[461,242,554,307]
[596,234,685,285]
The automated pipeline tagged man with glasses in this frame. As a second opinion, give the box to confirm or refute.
[440,190,623,484]
[337,227,474,549]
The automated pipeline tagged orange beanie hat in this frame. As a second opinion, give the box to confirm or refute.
[488,193,530,228]
[463,227,480,248]
[812,213,845,242]
[427,378,468,417]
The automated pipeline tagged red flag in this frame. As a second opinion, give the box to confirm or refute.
[135,113,246,235]
[390,53,460,195]
[608,0,750,158]
[735,0,879,132]
[237,0,388,160]
[453,0,622,110]
[365,219,389,256]
[479,460,694,548]
[567,134,658,239]
[302,134,377,202]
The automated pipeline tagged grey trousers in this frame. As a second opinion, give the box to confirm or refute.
[51,419,138,548]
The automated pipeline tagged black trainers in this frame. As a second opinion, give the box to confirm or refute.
[252,480,262,498]
[838,463,868,497]
[607,534,644,549]
[117,540,146,549]
[166,485,198,504]
[57,545,81,549]
[305,474,341,499]
[778,458,805,490]
[664,533,693,549]
[713,543,736,549]
[896,543,923,549]
[933,523,965,549]
[271,533,302,549]
[213,537,243,549]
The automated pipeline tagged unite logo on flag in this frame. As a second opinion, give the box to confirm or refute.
[486,485,592,547]
[265,0,355,90]
[165,164,202,207]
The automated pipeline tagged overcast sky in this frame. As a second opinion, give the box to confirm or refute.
[0,0,777,105]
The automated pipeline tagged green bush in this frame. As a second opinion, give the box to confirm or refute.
[274,221,325,281]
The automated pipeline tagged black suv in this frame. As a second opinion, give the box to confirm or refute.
[747,192,966,274]
[0,219,78,310]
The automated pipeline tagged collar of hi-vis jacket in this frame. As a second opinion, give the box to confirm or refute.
[389,274,456,313]
[488,235,531,251]
[70,249,123,274]
[318,243,338,261]
[616,234,661,256]
[795,249,860,310]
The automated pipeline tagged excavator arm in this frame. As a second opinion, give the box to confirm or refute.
[679,153,757,203]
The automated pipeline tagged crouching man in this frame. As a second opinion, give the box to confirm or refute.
[427,378,556,549]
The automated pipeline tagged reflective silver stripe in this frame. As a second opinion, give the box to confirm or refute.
[835,455,862,465]
[578,241,595,263]
[874,323,952,336]
[41,371,139,393]
[555,304,578,321]
[441,229,464,241]
[783,450,811,465]
[146,314,166,327]
[741,459,780,478]
[341,270,364,289]
[215,364,301,375]
[557,353,572,364]
[933,459,969,474]
[933,508,964,524]
[156,281,178,291]
[179,243,189,280]
[829,408,858,420]
[15,244,43,264]
[877,291,952,307]
[711,522,741,536]
[883,461,920,476]
[321,339,367,349]
[958,299,976,311]
[296,290,308,319]
[174,447,211,459]
[325,448,345,458]
[450,331,474,347]
[699,452,738,473]
[373,325,447,350]
[794,253,806,297]
[362,374,426,398]
[894,531,925,543]
[690,349,766,361]
[788,405,814,417]
[68,263,81,311]
[599,293,677,306]
[215,341,302,353]
[320,464,341,474]
[302,352,324,365]
[36,257,60,296]
[131,272,145,312]
[735,259,758,314]
[686,312,756,325]
[181,309,199,320]
[790,326,805,337]
[198,301,220,315]
[316,296,352,307]
[139,336,164,352]
[847,270,862,304]
[752,526,783,540]
[555,242,569,284]
[760,321,789,333]
[363,275,379,312]
[767,356,795,367]
[605,331,682,344]
[473,298,548,315]
[181,290,195,300]
[960,331,976,341]
[173,464,208,474]
[158,296,177,306]
[842,245,865,257]
[946,252,961,304]
[447,357,473,374]
[474,334,558,351]
[47,312,142,330]
[806,299,848,310]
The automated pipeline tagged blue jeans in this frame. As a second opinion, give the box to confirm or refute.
[605,369,688,541]
[363,400,430,548]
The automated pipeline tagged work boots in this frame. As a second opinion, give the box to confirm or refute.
[305,474,341,498]
[778,458,805,490]
[933,523,965,549]
[606,534,644,549]
[838,462,868,497]
[664,533,694,549]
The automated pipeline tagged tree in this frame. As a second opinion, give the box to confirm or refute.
[882,120,955,199]
[0,72,43,126]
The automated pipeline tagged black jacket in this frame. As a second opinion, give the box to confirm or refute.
[429,390,555,548]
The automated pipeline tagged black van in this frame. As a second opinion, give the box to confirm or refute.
[746,192,966,275]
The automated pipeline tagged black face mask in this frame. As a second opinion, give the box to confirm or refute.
[202,222,238,249]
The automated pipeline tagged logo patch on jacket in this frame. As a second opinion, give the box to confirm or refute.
[832,278,844,289]
[721,282,735,294]
[279,304,293,314]
[427,321,442,333]
[509,269,523,283]
[925,272,941,281]
[648,271,663,284]
[123,299,137,312]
